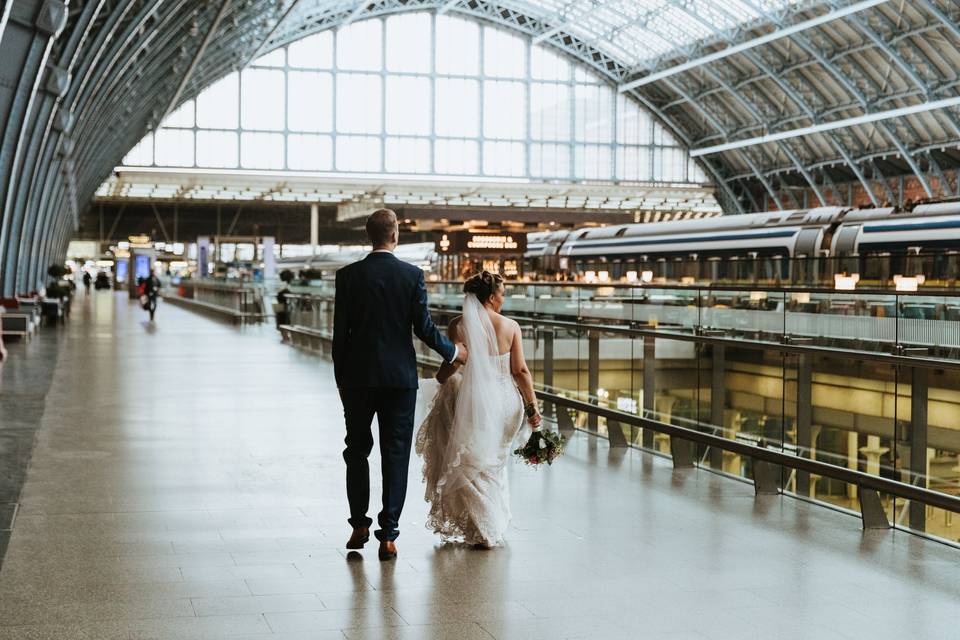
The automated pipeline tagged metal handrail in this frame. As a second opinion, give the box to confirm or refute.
[277,290,960,370]
[537,390,960,515]
[427,279,960,298]
[500,316,960,373]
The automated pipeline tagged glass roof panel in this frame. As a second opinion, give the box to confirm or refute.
[284,0,809,68]
[277,0,806,70]
[503,0,805,68]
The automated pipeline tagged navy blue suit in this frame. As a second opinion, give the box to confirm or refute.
[332,251,455,541]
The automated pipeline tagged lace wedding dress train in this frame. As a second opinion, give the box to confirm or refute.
[415,297,525,547]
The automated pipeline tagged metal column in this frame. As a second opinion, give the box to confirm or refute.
[796,354,813,496]
[642,335,655,448]
[588,331,599,433]
[542,328,554,418]
[710,345,725,469]
[909,366,929,531]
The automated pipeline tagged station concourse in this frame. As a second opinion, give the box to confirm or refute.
[5,1,960,638]
[0,291,956,640]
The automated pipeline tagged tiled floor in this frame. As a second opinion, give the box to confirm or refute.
[0,291,958,639]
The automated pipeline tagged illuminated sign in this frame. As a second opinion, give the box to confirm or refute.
[435,230,527,255]
[128,235,152,248]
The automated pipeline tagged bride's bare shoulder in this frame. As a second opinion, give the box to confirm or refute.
[497,313,521,330]
[492,313,521,337]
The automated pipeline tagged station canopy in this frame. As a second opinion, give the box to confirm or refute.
[98,0,960,217]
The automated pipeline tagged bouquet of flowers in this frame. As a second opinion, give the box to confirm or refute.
[514,427,566,466]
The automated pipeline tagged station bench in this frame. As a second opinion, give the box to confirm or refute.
[0,297,44,341]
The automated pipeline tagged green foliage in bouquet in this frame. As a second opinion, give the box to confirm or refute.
[514,428,566,466]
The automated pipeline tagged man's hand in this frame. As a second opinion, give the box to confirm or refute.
[454,342,469,365]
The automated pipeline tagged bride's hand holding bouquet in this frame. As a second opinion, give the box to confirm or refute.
[514,401,565,466]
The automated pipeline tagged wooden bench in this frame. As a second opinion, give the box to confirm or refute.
[278,324,332,355]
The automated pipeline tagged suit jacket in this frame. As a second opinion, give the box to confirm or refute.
[332,252,455,389]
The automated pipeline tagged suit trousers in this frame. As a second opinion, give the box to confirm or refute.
[339,387,418,542]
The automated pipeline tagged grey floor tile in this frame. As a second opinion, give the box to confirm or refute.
[191,593,326,617]
[343,621,495,640]
[265,607,407,632]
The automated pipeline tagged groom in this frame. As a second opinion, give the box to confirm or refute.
[333,209,467,560]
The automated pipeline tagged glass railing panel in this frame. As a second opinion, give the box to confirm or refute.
[793,352,897,523]
[631,286,698,333]
[785,290,897,353]
[699,288,786,346]
[501,281,533,318]
[644,335,695,458]
[896,293,960,362]
[427,282,462,314]
[576,284,631,327]
[591,326,634,444]
[690,339,768,475]
[894,361,960,543]
[529,284,578,321]
[574,326,595,433]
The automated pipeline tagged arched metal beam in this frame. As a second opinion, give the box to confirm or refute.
[0,0,68,295]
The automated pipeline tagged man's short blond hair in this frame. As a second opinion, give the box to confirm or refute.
[366,209,398,246]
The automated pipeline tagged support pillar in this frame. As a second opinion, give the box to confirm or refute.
[670,436,694,469]
[709,345,725,469]
[556,403,575,439]
[606,419,628,448]
[310,203,319,254]
[722,412,743,474]
[642,335,655,448]
[542,329,554,418]
[847,432,860,503]
[654,396,676,454]
[587,331,599,433]
[753,459,780,495]
[859,435,889,478]
[859,488,891,530]
[795,354,813,496]
[909,367,928,531]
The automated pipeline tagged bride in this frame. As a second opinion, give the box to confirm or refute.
[415,271,542,548]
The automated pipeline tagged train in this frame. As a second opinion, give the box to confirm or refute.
[525,203,960,287]
[278,203,960,288]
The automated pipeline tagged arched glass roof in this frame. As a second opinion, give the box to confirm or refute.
[123,13,707,186]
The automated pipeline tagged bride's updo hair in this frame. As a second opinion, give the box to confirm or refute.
[463,271,504,303]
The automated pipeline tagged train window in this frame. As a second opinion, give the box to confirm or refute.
[615,227,628,237]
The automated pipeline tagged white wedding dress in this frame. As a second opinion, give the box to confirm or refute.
[415,294,526,547]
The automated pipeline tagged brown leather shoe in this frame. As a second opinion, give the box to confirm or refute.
[346,527,369,550]
[378,540,397,561]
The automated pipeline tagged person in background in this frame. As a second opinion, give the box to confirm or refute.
[82,271,92,293]
[142,271,161,322]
